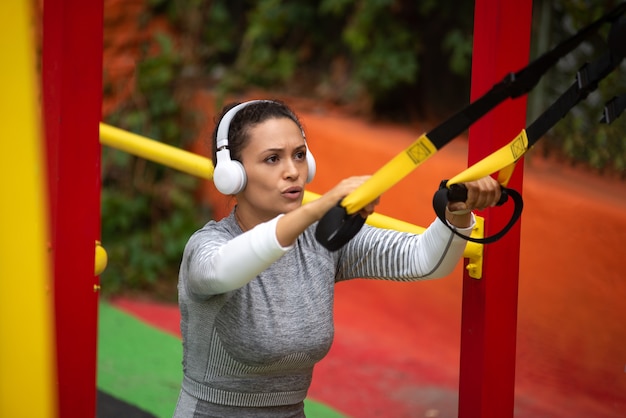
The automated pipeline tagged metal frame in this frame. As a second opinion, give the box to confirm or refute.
[33,0,531,416]
[459,1,531,417]
[42,1,104,416]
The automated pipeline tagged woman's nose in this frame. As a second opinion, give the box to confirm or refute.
[283,159,300,179]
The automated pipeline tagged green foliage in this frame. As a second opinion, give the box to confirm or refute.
[339,0,418,95]
[191,0,474,112]
[443,29,474,76]
[101,29,208,298]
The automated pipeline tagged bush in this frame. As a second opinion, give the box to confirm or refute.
[101,30,208,298]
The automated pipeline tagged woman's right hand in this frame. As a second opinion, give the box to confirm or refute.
[276,176,378,247]
[314,176,380,219]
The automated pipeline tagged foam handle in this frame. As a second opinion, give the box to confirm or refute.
[446,182,509,206]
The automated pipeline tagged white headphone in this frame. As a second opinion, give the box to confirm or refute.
[213,100,316,195]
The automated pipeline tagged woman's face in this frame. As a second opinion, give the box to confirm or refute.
[236,117,309,222]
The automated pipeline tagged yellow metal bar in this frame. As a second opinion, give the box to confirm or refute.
[100,123,215,180]
[100,125,481,261]
[0,1,58,417]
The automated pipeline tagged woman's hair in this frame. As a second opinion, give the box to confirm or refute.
[211,100,305,166]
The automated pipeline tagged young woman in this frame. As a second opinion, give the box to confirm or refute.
[174,100,501,417]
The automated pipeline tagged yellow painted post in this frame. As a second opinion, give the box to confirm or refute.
[0,2,57,417]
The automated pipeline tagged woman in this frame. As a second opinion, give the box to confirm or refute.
[174,100,501,417]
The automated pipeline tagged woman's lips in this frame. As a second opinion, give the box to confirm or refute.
[282,187,303,200]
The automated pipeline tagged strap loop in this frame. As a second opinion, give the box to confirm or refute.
[315,204,366,252]
[433,182,523,244]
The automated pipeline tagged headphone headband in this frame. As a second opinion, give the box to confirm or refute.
[215,100,271,150]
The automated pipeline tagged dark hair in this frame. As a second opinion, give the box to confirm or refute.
[211,100,305,166]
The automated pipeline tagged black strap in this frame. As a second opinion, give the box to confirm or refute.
[432,182,523,244]
[315,3,626,251]
[431,17,626,244]
[526,15,626,143]
[426,2,626,147]
[526,52,624,144]
[599,15,626,125]
[601,93,626,124]
[550,15,626,130]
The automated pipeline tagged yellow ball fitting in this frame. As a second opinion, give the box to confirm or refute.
[94,240,108,276]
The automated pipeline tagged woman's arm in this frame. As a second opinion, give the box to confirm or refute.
[336,217,473,282]
[185,177,374,297]
[277,176,500,245]
[275,176,375,246]
[185,216,292,296]
[187,176,500,295]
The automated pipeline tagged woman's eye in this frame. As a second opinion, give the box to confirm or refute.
[295,151,306,160]
[265,155,278,163]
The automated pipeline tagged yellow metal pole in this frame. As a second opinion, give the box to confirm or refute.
[100,123,214,180]
[0,2,58,417]
[99,124,481,262]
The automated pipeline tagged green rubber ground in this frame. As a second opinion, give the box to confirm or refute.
[97,301,347,417]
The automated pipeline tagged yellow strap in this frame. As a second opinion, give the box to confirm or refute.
[497,161,518,187]
[446,129,529,187]
[341,134,437,214]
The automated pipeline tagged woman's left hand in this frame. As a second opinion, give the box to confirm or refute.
[446,176,502,227]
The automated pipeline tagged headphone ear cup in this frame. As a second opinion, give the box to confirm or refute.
[213,149,247,195]
[305,150,316,183]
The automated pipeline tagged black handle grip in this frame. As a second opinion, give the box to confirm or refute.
[445,181,509,206]
[433,180,523,244]
[315,203,366,251]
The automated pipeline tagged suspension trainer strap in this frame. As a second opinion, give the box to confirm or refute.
[431,16,626,244]
[444,17,626,187]
[315,2,626,251]
[601,17,626,124]
[601,93,626,124]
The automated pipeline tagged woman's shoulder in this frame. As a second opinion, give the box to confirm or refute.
[188,212,239,244]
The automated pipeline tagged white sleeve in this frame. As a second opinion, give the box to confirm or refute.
[446,213,476,236]
[421,213,475,278]
[187,215,293,296]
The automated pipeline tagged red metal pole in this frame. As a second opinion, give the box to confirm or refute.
[42,0,103,416]
[458,1,532,417]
